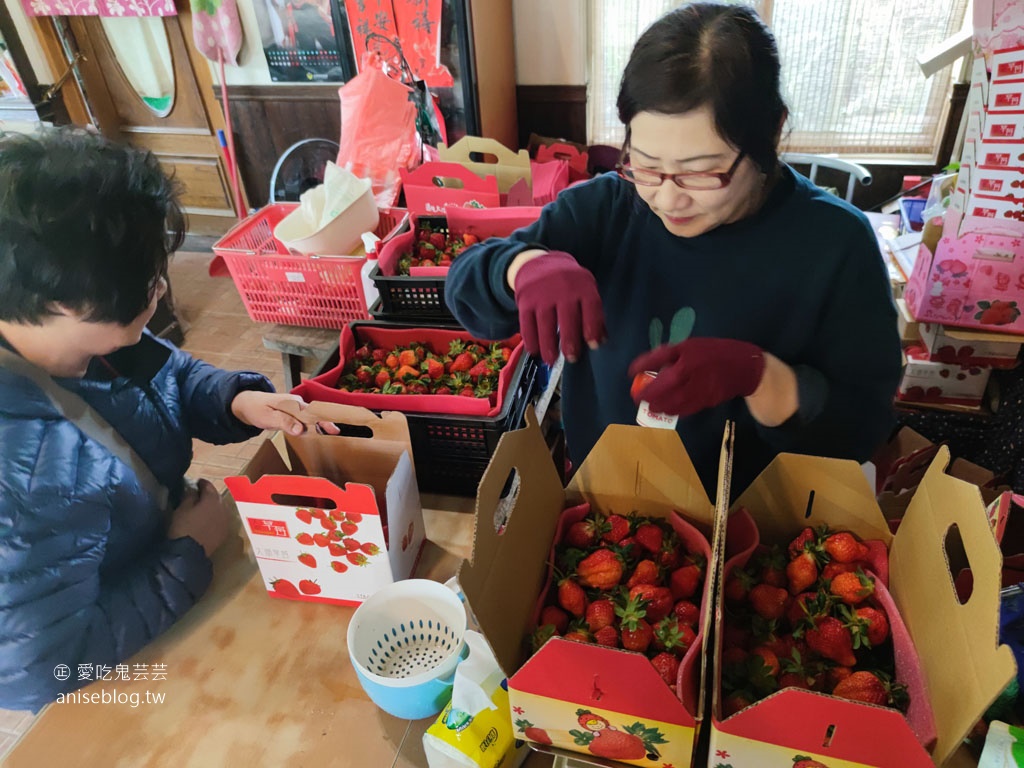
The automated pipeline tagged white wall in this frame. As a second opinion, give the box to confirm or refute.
[512,0,586,85]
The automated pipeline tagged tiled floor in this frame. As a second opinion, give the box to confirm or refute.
[0,249,299,753]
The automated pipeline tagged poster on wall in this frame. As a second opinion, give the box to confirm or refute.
[253,0,356,82]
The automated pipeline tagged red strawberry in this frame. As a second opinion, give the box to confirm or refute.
[429,232,446,249]
[585,599,617,633]
[626,559,660,589]
[615,594,653,653]
[786,552,819,595]
[298,579,321,595]
[673,600,700,626]
[822,561,865,581]
[398,349,418,367]
[313,533,329,548]
[787,591,825,628]
[723,691,753,717]
[617,536,642,561]
[670,562,702,600]
[370,348,387,363]
[823,532,869,563]
[328,542,344,556]
[787,526,818,559]
[564,517,606,549]
[359,542,381,556]
[395,364,421,380]
[328,530,344,541]
[297,553,316,568]
[806,616,857,666]
[374,369,391,388]
[722,646,749,669]
[576,548,624,590]
[633,522,664,553]
[557,577,587,618]
[651,652,680,687]
[601,514,631,544]
[449,352,475,373]
[385,353,400,369]
[270,578,299,597]
[329,509,346,521]
[462,233,479,246]
[467,360,492,381]
[563,623,592,643]
[330,560,348,573]
[531,623,557,652]
[831,670,888,705]
[587,728,646,761]
[825,665,853,690]
[793,757,829,768]
[540,605,569,634]
[296,532,314,546]
[830,570,874,605]
[629,584,673,623]
[320,516,337,530]
[515,719,551,745]
[347,512,363,523]
[424,358,445,380]
[856,606,889,646]
[751,646,780,677]
[593,625,619,647]
[724,568,756,603]
[310,509,327,520]
[341,521,358,536]
[653,617,695,657]
[346,552,368,566]
[295,509,313,524]
[749,584,790,620]
[343,538,360,551]
[757,546,788,588]
[354,365,374,385]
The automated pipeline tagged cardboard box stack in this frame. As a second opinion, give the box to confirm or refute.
[456,413,1016,768]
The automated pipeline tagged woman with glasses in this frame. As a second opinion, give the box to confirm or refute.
[445,2,902,495]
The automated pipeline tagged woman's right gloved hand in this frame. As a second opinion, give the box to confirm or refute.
[511,251,607,365]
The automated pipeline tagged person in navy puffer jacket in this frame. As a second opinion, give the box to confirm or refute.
[0,128,332,711]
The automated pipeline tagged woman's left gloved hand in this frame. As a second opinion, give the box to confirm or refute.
[628,338,766,417]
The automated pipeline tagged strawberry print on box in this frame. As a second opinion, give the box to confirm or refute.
[897,345,993,406]
[904,209,1024,333]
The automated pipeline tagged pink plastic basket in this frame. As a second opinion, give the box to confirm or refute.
[212,203,407,328]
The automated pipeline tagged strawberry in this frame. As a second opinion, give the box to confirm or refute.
[585,599,617,633]
[298,579,321,595]
[669,562,702,600]
[601,514,631,544]
[831,670,888,705]
[615,594,653,653]
[653,617,696,657]
[374,369,390,388]
[423,358,445,380]
[593,625,619,647]
[786,552,819,595]
[617,536,642,561]
[328,542,344,556]
[395,364,420,380]
[793,757,829,768]
[723,691,753,717]
[563,622,592,643]
[673,600,700,626]
[313,533,329,547]
[749,584,790,620]
[320,516,337,530]
[385,353,400,369]
[330,560,348,573]
[297,553,316,568]
[296,532,314,546]
[354,365,374,385]
[515,719,552,746]
[450,352,476,373]
[370,348,387,363]
[722,646,749,669]
[778,648,819,691]
[564,516,607,549]
[756,546,788,588]
[270,578,299,597]
[651,652,680,687]
[329,509,346,522]
[295,509,313,524]
[328,529,344,541]
[822,560,865,581]
[844,605,889,648]
[398,349,418,367]
[340,521,358,536]
[347,512,363,523]
[824,532,869,563]
[751,646,780,677]
[626,559,660,589]
[462,233,479,246]
[343,538,360,551]
[805,616,857,666]
[824,665,853,690]
[354,343,373,360]
[587,728,647,761]
[787,526,818,559]
[359,542,380,556]
[467,360,493,380]
[629,584,673,622]
[724,568,756,603]
[830,570,874,605]
[429,232,446,249]
[541,604,570,634]
[787,591,826,629]
[576,548,624,590]
[557,576,587,617]
[346,552,368,566]
[310,509,326,520]
[531,623,557,652]
[633,521,664,553]
[434,385,452,395]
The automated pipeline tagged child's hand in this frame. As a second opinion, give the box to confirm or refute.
[230,391,341,436]
[167,478,232,557]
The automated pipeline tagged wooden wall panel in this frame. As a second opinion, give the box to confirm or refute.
[516,84,587,150]
[216,86,341,208]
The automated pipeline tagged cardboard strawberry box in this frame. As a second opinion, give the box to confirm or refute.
[457,412,720,768]
[225,403,424,606]
[918,322,1021,368]
[897,344,993,406]
[708,435,1016,767]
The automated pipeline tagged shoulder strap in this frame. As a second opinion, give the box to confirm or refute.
[0,346,170,511]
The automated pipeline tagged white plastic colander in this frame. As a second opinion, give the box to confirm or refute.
[347,579,468,718]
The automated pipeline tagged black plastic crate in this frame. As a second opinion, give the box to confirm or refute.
[314,323,539,496]
[370,214,458,323]
[369,297,463,328]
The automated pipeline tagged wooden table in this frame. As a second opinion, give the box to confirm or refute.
[261,324,340,390]
[3,496,552,768]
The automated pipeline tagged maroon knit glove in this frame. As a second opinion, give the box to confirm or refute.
[628,338,766,417]
[513,251,606,365]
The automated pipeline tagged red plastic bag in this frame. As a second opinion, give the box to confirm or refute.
[337,51,421,209]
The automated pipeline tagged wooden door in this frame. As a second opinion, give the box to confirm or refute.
[68,11,241,236]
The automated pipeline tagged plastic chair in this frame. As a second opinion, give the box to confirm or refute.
[781,152,872,203]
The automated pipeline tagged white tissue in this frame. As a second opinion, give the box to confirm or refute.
[450,631,501,717]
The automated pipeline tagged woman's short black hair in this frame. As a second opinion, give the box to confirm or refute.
[0,127,185,325]
[616,2,787,174]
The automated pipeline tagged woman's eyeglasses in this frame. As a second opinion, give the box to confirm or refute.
[617,150,746,191]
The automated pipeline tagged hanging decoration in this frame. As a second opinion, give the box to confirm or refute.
[190,0,243,66]
[21,0,175,17]
[344,0,451,87]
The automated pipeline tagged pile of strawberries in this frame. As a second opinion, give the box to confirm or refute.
[396,221,479,274]
[336,338,514,398]
[531,510,706,695]
[721,522,907,716]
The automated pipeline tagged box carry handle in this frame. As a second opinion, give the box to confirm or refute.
[224,472,378,514]
[401,161,500,193]
[439,136,530,169]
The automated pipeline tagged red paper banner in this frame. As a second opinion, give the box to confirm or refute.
[344,0,452,88]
